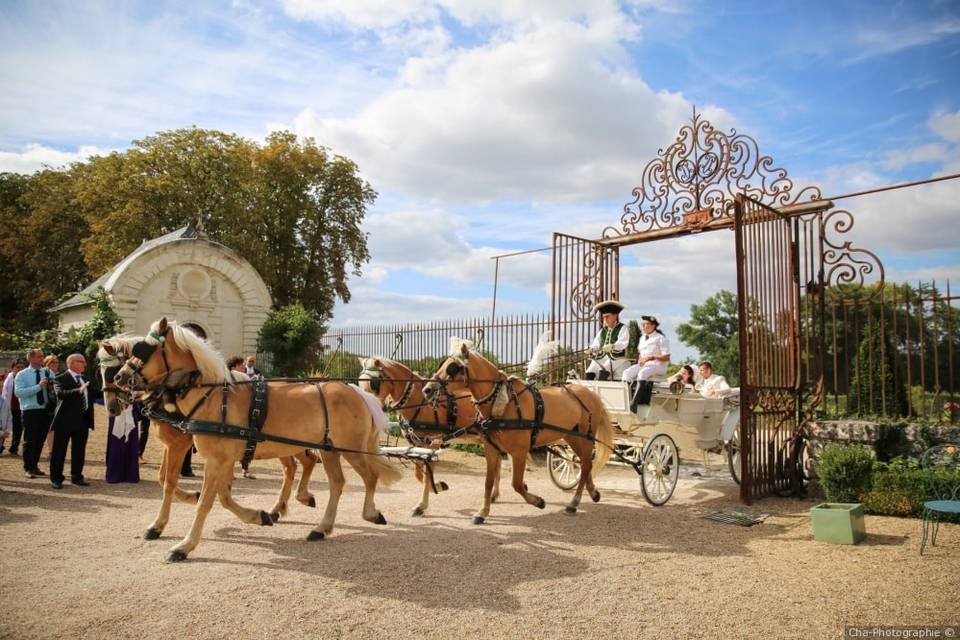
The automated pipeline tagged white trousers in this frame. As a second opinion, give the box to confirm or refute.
[586,357,631,380]
[622,360,667,383]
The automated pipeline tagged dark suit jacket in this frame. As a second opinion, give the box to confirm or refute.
[52,371,95,433]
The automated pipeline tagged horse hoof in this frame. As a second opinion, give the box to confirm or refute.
[534,498,546,509]
[143,528,162,540]
[194,491,201,500]
[411,506,425,517]
[306,530,325,541]
[438,481,449,492]
[165,550,188,563]
[269,511,281,523]
[564,505,577,515]
[375,513,387,525]
[591,490,601,503]
[307,496,317,508]
[472,516,485,525]
[259,511,274,526]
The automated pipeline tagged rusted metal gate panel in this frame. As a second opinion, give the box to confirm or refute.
[735,194,803,502]
[550,232,620,354]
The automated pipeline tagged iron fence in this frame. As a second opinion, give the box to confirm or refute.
[821,280,958,423]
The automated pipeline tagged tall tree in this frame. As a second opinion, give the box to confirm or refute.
[676,289,740,384]
[71,128,375,321]
[0,170,90,333]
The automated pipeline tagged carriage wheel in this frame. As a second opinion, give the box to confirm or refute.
[727,429,741,485]
[547,446,582,491]
[639,434,679,506]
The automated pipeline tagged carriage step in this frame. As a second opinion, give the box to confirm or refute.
[379,446,441,462]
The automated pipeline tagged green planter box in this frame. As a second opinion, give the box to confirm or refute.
[811,503,866,545]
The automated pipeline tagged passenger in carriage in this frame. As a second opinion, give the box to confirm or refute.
[695,361,732,398]
[585,300,630,380]
[670,364,696,388]
[623,316,670,383]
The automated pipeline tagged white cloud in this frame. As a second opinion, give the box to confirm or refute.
[292,14,731,203]
[930,110,960,144]
[880,143,949,171]
[0,143,113,174]
[846,18,960,64]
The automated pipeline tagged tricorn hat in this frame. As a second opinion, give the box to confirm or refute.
[641,315,660,327]
[593,300,625,315]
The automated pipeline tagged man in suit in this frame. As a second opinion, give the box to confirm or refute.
[14,349,55,478]
[49,353,95,489]
[244,356,260,376]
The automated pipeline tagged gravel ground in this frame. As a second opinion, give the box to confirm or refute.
[0,405,957,640]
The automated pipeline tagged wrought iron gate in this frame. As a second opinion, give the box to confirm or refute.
[734,194,804,502]
[550,232,620,352]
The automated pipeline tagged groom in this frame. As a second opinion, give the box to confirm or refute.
[49,354,95,489]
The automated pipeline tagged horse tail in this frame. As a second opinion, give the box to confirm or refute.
[365,415,403,487]
[571,386,614,478]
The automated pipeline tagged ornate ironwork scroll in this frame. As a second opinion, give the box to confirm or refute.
[821,208,885,302]
[604,108,822,239]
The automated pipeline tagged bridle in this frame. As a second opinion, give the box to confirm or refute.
[440,355,504,408]
[360,363,419,412]
[115,327,199,400]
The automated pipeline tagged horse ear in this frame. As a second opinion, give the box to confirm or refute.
[460,343,470,357]
[357,356,366,366]
[102,342,117,356]
[373,358,382,368]
[158,317,168,334]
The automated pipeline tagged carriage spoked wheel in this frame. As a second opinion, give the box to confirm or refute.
[639,433,679,506]
[546,446,582,491]
[727,429,741,485]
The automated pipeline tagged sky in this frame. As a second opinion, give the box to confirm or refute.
[1,0,959,362]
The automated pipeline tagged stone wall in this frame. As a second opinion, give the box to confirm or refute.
[805,420,960,462]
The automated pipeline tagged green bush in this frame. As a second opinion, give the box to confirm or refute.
[861,463,960,521]
[257,304,323,376]
[818,444,874,503]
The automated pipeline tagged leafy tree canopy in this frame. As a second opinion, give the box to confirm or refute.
[676,289,740,384]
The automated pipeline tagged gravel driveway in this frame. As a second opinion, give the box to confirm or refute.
[0,407,956,639]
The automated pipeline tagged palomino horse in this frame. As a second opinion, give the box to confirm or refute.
[98,337,319,540]
[424,341,613,523]
[357,357,502,517]
[113,318,401,561]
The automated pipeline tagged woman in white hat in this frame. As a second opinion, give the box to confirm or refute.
[622,315,670,383]
[585,300,631,380]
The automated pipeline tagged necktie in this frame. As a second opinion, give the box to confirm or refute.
[76,374,87,410]
[35,368,44,406]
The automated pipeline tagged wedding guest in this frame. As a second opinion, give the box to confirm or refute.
[14,349,55,478]
[105,401,140,483]
[244,355,260,376]
[49,354,94,489]
[227,355,256,479]
[1,359,25,455]
[42,354,61,457]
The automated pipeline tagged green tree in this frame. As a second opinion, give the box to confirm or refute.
[257,304,324,376]
[73,128,375,323]
[846,316,909,417]
[0,170,90,333]
[676,289,740,384]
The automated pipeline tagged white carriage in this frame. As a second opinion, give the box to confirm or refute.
[546,377,741,505]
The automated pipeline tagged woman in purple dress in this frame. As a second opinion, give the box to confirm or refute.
[105,401,141,483]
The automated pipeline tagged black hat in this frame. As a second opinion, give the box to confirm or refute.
[593,300,625,315]
[641,315,660,327]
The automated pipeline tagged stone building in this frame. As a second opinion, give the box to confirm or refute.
[52,224,272,356]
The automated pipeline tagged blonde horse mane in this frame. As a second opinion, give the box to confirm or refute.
[157,321,231,384]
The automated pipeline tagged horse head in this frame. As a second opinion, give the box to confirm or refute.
[114,317,230,402]
[359,357,424,412]
[423,339,505,415]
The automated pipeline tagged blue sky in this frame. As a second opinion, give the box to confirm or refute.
[2,0,958,361]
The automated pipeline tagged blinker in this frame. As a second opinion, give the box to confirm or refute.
[446,362,462,377]
[131,340,156,361]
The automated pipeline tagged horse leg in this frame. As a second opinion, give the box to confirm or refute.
[165,457,231,562]
[563,439,594,514]
[473,444,502,524]
[267,456,297,522]
[144,438,195,540]
[510,449,546,509]
[344,452,388,525]
[293,449,318,508]
[216,473,274,526]
[411,461,430,517]
[491,452,501,503]
[310,451,345,540]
